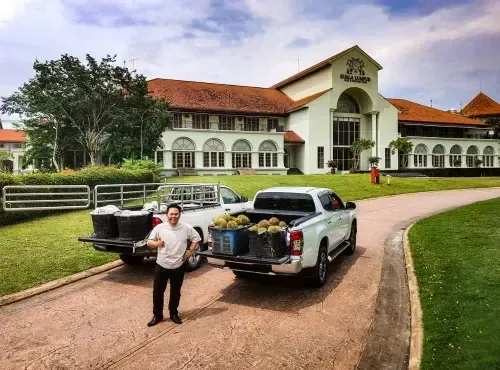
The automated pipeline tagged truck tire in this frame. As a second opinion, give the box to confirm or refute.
[185,229,206,272]
[119,254,145,265]
[344,222,357,255]
[306,246,328,288]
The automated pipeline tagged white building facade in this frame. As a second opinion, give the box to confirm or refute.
[150,45,499,176]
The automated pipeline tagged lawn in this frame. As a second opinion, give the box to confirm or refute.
[408,197,500,369]
[1,173,500,297]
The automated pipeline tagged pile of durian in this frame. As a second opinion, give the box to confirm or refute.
[212,213,251,229]
[248,217,287,234]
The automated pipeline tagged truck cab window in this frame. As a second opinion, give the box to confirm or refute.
[329,192,344,209]
[319,193,334,211]
[220,187,240,204]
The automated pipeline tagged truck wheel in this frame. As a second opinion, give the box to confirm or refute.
[185,240,206,272]
[119,254,145,265]
[307,246,328,288]
[344,222,357,255]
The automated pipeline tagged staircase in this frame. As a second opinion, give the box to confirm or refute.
[287,168,303,175]
[237,168,257,175]
[176,168,199,177]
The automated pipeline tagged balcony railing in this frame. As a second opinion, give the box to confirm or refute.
[173,121,285,133]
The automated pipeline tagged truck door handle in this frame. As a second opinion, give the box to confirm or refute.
[328,221,332,224]
[225,208,230,211]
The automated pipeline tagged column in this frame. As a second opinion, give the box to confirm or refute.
[252,152,259,169]
[165,150,173,169]
[278,152,284,168]
[225,152,232,170]
[195,151,203,169]
[371,113,377,157]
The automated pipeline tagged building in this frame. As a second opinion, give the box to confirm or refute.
[0,129,28,173]
[149,45,499,176]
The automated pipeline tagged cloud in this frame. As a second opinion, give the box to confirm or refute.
[1,0,500,127]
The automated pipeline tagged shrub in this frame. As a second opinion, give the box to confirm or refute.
[121,159,162,181]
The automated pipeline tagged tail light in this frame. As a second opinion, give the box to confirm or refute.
[290,230,304,256]
[152,216,163,228]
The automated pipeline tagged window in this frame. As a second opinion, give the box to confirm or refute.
[317,147,324,168]
[172,113,182,128]
[258,141,278,168]
[483,146,495,167]
[219,116,235,131]
[432,145,445,168]
[319,193,334,211]
[385,148,391,169]
[450,145,462,167]
[172,137,196,168]
[336,93,360,113]
[156,142,164,166]
[192,114,209,130]
[413,144,428,167]
[220,187,240,204]
[466,146,478,167]
[13,143,22,149]
[253,192,316,213]
[232,140,252,168]
[332,117,360,170]
[203,139,224,168]
[243,117,259,132]
[267,118,279,131]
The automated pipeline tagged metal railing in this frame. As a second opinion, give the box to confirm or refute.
[174,121,285,133]
[2,185,91,212]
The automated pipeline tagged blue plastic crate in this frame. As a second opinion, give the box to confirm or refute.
[211,227,250,255]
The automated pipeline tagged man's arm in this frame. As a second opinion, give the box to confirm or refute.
[183,227,202,260]
[147,226,164,249]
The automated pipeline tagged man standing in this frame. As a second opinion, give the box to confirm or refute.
[146,204,201,327]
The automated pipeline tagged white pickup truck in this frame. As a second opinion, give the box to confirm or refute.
[78,183,251,271]
[198,187,357,287]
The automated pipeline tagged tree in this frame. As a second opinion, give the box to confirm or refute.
[485,117,500,139]
[349,139,375,170]
[0,150,13,172]
[388,137,414,170]
[1,54,171,169]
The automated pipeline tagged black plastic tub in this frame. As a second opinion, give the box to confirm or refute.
[91,214,119,238]
[115,212,153,241]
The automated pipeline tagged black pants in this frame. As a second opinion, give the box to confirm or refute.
[152,263,185,317]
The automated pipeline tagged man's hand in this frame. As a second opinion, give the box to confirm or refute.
[183,249,194,262]
[147,240,164,249]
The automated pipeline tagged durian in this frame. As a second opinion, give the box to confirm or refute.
[214,218,227,228]
[248,225,258,232]
[257,220,270,229]
[268,225,281,232]
[258,227,267,234]
[279,221,287,228]
[237,214,250,225]
[227,220,238,229]
[222,213,232,222]
[269,217,279,226]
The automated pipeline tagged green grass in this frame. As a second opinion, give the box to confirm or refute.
[0,209,117,297]
[408,198,500,370]
[1,173,500,297]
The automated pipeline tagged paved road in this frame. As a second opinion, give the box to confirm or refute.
[1,188,499,370]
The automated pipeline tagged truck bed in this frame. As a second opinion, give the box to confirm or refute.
[196,249,289,265]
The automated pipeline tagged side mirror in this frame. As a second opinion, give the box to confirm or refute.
[345,201,356,210]
[241,196,248,203]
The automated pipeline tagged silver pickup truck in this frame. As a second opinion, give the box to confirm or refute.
[198,186,357,287]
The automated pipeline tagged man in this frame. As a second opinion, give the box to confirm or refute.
[146,204,201,327]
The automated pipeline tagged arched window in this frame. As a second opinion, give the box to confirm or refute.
[172,137,195,168]
[156,141,165,167]
[336,93,360,114]
[432,145,445,168]
[483,146,495,167]
[466,146,478,167]
[203,139,225,168]
[449,145,462,167]
[232,140,251,168]
[413,144,428,168]
[259,140,278,168]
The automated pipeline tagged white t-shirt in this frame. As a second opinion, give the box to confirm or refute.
[148,222,201,269]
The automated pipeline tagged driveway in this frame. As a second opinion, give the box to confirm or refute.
[1,188,499,370]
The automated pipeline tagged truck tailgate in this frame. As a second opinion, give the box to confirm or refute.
[78,236,147,248]
[196,250,289,265]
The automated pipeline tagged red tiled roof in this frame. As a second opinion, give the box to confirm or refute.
[287,89,331,112]
[387,99,488,127]
[271,45,383,89]
[284,130,305,144]
[0,129,26,143]
[461,92,500,117]
[148,79,293,115]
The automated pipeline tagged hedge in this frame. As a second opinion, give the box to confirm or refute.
[0,166,157,226]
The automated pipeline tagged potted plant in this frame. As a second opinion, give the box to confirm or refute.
[452,159,462,167]
[326,160,338,174]
[474,158,483,168]
[368,156,381,168]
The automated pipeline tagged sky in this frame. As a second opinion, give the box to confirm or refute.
[1,0,499,128]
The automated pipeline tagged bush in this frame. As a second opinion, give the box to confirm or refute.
[0,167,156,226]
[121,159,162,181]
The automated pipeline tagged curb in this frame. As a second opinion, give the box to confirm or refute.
[402,223,423,370]
[0,260,124,307]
